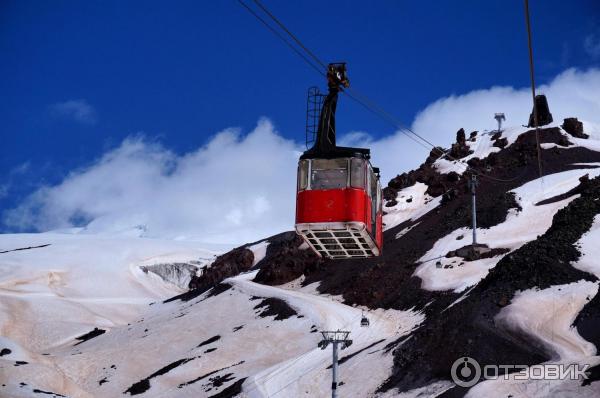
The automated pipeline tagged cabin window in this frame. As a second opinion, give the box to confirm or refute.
[350,158,366,188]
[369,167,378,199]
[310,158,348,190]
[298,160,309,190]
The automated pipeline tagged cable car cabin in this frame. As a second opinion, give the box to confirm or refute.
[295,62,383,259]
[295,148,383,259]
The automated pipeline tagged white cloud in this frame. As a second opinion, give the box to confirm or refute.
[4,68,600,244]
[3,119,300,244]
[0,162,33,201]
[49,99,97,124]
[584,33,600,58]
[341,68,600,183]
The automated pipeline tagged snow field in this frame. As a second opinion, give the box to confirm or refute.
[467,280,600,398]
[414,167,600,292]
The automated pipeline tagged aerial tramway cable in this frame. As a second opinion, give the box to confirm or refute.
[238,0,536,187]
[251,0,328,70]
[524,0,544,181]
[239,1,447,155]
[238,0,440,152]
[237,0,325,78]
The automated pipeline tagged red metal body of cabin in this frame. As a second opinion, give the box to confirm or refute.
[296,188,369,225]
[295,157,383,259]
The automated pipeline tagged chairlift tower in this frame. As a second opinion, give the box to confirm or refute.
[494,113,506,132]
[318,330,353,398]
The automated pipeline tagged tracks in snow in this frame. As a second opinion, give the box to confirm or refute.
[225,271,424,397]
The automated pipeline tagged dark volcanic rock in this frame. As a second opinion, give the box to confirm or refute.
[536,174,592,206]
[527,94,553,127]
[206,372,235,389]
[253,297,298,320]
[207,377,247,398]
[177,361,245,390]
[125,357,196,395]
[456,129,466,145]
[425,146,447,165]
[32,389,66,397]
[492,137,508,148]
[582,364,600,386]
[380,175,600,394]
[327,339,385,369]
[187,247,254,293]
[449,128,473,159]
[445,245,510,261]
[253,232,321,285]
[385,158,468,206]
[562,117,589,139]
[197,335,221,348]
[74,328,106,345]
[165,282,232,303]
[387,172,417,191]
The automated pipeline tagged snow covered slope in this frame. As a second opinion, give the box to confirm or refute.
[0,234,421,398]
[2,121,600,397]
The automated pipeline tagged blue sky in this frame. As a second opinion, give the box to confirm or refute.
[1,0,599,239]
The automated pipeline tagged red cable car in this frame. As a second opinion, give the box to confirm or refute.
[295,63,383,259]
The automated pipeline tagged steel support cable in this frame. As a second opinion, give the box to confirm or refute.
[239,0,531,186]
[344,88,528,184]
[239,0,455,174]
[524,0,544,180]
[346,81,540,184]
[239,0,435,152]
[346,87,442,150]
[239,0,477,175]
[238,0,326,78]
[341,89,434,152]
[251,0,329,70]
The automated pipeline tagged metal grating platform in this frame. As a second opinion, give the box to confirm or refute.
[295,222,380,259]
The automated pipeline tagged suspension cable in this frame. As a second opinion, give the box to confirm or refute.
[238,0,535,185]
[341,89,436,152]
[344,87,529,184]
[524,0,544,180]
[238,0,326,77]
[239,1,461,156]
[251,0,329,70]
